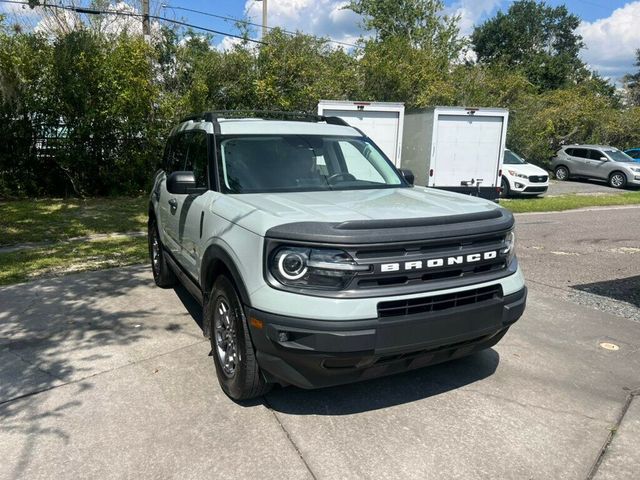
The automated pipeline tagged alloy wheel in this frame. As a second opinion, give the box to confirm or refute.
[610,174,625,188]
[214,298,239,378]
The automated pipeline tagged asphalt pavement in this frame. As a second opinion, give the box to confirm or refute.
[1,206,639,480]
[546,179,632,196]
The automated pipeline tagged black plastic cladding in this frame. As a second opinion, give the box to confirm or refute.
[263,209,516,299]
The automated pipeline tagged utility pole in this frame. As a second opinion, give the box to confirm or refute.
[261,0,267,39]
[142,0,150,37]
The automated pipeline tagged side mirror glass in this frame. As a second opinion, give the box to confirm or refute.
[399,168,414,186]
[166,171,196,194]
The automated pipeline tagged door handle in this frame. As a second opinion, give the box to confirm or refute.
[168,198,178,209]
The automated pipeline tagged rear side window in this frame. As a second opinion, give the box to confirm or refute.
[184,131,209,188]
[570,148,588,158]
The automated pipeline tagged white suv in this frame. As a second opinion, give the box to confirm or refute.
[501,149,549,197]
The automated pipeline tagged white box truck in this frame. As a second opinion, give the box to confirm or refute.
[401,107,509,201]
[317,100,405,166]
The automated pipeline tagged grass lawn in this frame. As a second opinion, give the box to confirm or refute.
[1,191,639,286]
[0,196,148,246]
[0,236,147,286]
[502,190,640,213]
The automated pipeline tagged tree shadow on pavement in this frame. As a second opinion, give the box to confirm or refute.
[264,349,500,415]
[573,275,640,308]
[0,265,167,479]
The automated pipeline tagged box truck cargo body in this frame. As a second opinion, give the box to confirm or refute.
[401,107,509,201]
[317,100,405,166]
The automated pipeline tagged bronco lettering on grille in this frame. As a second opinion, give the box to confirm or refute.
[379,250,499,273]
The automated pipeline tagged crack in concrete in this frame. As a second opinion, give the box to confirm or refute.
[262,396,318,480]
[586,388,640,480]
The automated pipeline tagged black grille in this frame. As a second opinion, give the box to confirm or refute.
[377,285,502,318]
[352,234,508,290]
[524,186,548,193]
[528,175,548,183]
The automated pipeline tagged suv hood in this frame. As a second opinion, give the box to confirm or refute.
[213,187,504,238]
[504,163,548,177]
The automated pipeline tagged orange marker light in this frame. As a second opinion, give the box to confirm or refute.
[250,317,264,329]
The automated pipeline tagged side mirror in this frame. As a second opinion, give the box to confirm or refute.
[399,168,415,186]
[166,171,196,194]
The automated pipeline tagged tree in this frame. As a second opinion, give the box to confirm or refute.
[346,0,462,57]
[622,49,640,106]
[471,0,584,91]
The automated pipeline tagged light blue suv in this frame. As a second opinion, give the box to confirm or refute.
[148,111,527,399]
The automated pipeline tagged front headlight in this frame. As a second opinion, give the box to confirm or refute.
[270,246,369,290]
[630,167,640,173]
[507,170,528,179]
[502,230,516,264]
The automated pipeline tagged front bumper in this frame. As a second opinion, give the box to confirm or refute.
[506,176,549,195]
[247,287,527,389]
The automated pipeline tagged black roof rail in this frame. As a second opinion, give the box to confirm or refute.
[178,110,358,133]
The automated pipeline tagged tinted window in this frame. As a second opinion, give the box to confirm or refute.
[564,148,574,156]
[588,150,606,160]
[184,131,209,188]
[166,134,189,173]
[628,150,640,159]
[217,135,404,194]
[571,149,588,158]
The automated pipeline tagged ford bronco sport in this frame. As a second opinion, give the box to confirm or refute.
[148,111,527,400]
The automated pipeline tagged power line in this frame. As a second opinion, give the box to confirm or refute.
[161,3,361,49]
[0,0,267,44]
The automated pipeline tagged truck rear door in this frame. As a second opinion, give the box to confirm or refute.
[431,114,504,189]
[323,109,400,165]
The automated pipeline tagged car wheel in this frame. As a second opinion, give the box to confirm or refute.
[554,166,569,181]
[148,216,177,288]
[206,275,272,401]
[500,178,510,198]
[608,172,626,189]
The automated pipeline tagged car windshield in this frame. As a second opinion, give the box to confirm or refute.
[604,149,635,163]
[504,150,526,165]
[217,135,405,193]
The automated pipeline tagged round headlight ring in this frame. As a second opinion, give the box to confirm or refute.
[277,251,308,280]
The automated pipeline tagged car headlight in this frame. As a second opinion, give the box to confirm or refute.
[502,230,516,264]
[269,246,369,290]
[631,167,640,173]
[507,170,528,179]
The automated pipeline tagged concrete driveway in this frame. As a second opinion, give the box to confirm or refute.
[1,207,639,479]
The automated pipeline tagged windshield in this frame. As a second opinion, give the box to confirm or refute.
[604,149,635,163]
[217,135,405,193]
[503,150,526,165]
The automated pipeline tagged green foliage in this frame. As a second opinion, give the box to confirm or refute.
[622,49,640,107]
[471,0,585,91]
[0,3,639,198]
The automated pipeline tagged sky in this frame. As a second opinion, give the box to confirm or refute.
[1,0,639,82]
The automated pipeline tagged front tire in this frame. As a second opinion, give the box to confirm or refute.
[554,166,569,181]
[500,178,510,198]
[206,275,271,400]
[148,216,177,288]
[609,171,626,189]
